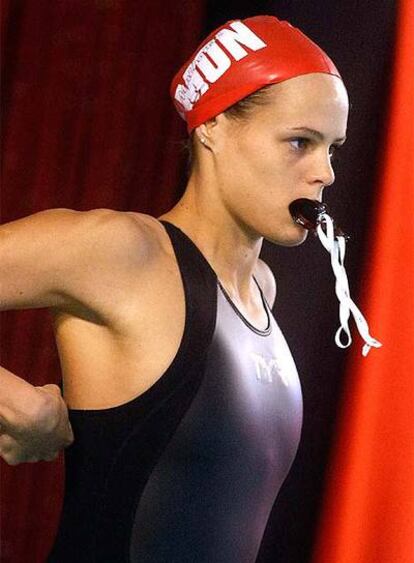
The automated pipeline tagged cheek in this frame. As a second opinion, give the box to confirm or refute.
[247,150,296,194]
[220,134,298,200]
[235,144,281,183]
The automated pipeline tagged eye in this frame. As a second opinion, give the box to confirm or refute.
[289,137,311,151]
[289,137,344,160]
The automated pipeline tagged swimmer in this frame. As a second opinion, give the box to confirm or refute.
[0,16,349,562]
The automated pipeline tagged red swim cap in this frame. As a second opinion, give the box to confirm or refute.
[170,15,341,132]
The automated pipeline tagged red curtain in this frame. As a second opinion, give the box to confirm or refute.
[311,0,414,561]
[0,2,205,562]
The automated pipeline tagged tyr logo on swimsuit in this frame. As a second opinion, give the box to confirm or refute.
[174,21,267,112]
[250,352,290,387]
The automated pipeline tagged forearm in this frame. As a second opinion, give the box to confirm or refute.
[0,365,73,464]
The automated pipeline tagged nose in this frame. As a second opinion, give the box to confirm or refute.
[309,149,336,188]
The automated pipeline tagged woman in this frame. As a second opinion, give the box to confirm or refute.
[0,15,348,562]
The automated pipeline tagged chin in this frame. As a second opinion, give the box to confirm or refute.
[265,224,309,247]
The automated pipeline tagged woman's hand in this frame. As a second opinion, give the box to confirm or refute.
[0,384,74,465]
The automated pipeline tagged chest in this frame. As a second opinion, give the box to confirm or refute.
[163,289,303,477]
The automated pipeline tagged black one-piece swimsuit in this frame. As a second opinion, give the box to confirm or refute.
[48,221,303,563]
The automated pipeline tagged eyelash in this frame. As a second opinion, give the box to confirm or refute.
[289,137,342,160]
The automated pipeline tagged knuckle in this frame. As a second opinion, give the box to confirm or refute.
[44,383,61,394]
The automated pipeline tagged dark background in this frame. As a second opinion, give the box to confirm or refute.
[1,1,397,562]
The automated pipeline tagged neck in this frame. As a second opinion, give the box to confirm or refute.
[159,174,263,300]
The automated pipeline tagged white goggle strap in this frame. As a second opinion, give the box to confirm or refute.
[316,213,382,356]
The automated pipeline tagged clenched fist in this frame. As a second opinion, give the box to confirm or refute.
[0,383,73,465]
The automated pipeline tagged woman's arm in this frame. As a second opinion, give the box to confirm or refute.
[0,207,152,463]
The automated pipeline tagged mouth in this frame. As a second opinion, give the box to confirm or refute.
[289,198,328,231]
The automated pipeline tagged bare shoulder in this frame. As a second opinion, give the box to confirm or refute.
[70,208,164,263]
[0,207,165,313]
[255,258,277,308]
[37,208,165,266]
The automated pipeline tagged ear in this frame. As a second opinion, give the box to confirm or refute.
[194,117,218,149]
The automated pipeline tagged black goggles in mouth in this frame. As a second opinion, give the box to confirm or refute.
[289,198,349,241]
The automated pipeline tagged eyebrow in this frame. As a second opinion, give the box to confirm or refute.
[289,127,347,143]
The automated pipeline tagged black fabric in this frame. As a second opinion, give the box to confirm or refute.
[48,221,303,562]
